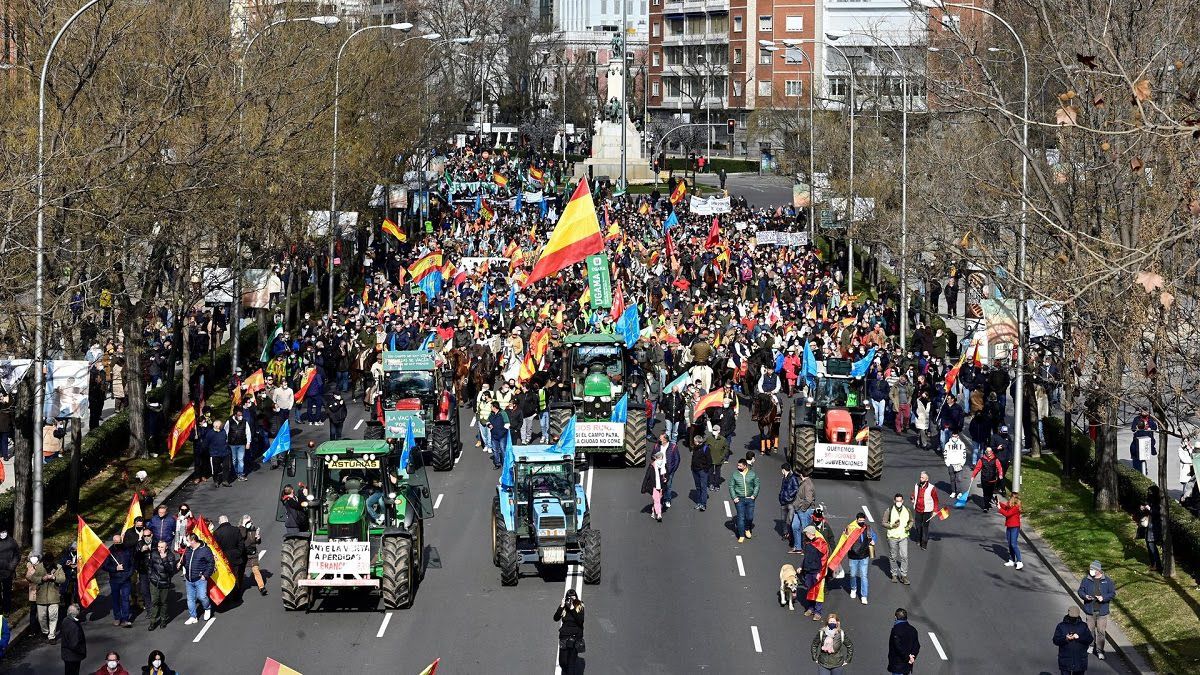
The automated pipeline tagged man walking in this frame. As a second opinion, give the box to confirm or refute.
[971,447,1005,512]
[213,515,248,600]
[778,463,799,549]
[27,549,66,643]
[1077,561,1116,661]
[729,457,759,543]
[884,494,912,585]
[690,434,713,511]
[180,533,214,625]
[226,408,252,481]
[844,512,876,605]
[911,471,939,550]
[101,534,133,627]
[206,419,232,488]
[887,607,921,675]
[60,604,86,675]
[146,539,177,631]
[326,393,347,441]
[1053,605,1093,675]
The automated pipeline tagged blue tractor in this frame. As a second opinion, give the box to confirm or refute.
[491,443,601,586]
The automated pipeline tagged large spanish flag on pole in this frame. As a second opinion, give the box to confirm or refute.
[381,218,406,242]
[121,493,143,534]
[77,516,111,608]
[294,367,318,404]
[522,180,603,288]
[408,251,444,282]
[191,516,238,605]
[692,388,726,421]
[168,403,197,460]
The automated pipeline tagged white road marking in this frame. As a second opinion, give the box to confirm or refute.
[861,505,874,522]
[258,549,266,561]
[723,500,733,518]
[928,632,949,660]
[376,611,393,638]
[750,625,762,653]
[455,451,463,465]
[735,555,745,577]
[469,416,476,427]
[193,617,215,642]
[434,493,444,510]
[555,457,595,675]
[354,419,364,430]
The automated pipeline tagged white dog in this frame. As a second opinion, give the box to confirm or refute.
[778,564,799,611]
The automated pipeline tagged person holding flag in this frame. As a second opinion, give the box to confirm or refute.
[798,525,830,621]
[911,471,940,551]
[179,532,214,625]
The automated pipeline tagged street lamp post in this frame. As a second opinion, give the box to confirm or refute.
[825,38,856,295]
[828,31,909,351]
[328,22,416,316]
[916,0,1029,490]
[777,39,817,241]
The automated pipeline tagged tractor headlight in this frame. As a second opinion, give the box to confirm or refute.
[584,396,596,403]
[600,396,611,403]
[388,492,397,500]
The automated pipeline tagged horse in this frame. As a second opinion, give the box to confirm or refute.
[466,344,497,401]
[446,347,471,405]
[350,346,377,404]
[751,392,782,455]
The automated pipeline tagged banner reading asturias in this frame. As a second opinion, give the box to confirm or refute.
[522,180,603,288]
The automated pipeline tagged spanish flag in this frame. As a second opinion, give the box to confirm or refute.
[243,369,266,396]
[943,351,968,393]
[418,658,440,675]
[441,260,458,281]
[669,179,687,205]
[77,516,111,608]
[970,341,982,368]
[937,506,951,521]
[704,216,720,249]
[261,658,303,675]
[523,180,603,288]
[827,521,867,570]
[692,388,726,421]
[638,201,651,216]
[492,171,508,187]
[294,367,318,404]
[578,285,591,311]
[381,218,405,242]
[191,516,237,605]
[408,251,444,282]
[480,200,495,221]
[167,403,197,460]
[529,165,544,182]
[121,493,143,534]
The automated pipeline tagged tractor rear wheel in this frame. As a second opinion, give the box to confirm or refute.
[430,423,455,471]
[579,527,601,585]
[364,423,384,440]
[549,408,571,441]
[624,409,648,467]
[280,538,311,611]
[791,426,816,474]
[412,519,426,582]
[497,528,520,586]
[491,497,503,567]
[381,536,414,609]
[865,428,884,481]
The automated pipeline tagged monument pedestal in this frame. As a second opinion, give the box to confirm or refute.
[571,56,655,185]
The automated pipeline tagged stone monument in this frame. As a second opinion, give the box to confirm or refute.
[577,44,654,185]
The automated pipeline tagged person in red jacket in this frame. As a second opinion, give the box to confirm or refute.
[910,472,940,550]
[971,447,1004,512]
[997,492,1023,569]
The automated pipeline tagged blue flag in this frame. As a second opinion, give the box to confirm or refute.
[539,195,548,219]
[616,304,641,348]
[419,331,437,351]
[479,282,491,313]
[507,283,516,310]
[851,347,877,378]
[611,393,629,423]
[515,191,524,211]
[663,211,679,233]
[500,429,516,489]
[400,418,415,474]
[389,332,397,351]
[262,419,291,462]
[473,193,482,215]
[552,416,576,455]
[802,340,820,390]
[419,271,443,300]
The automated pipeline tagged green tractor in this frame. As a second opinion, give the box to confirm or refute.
[548,333,648,466]
[366,350,462,471]
[491,440,600,586]
[789,358,884,480]
[277,439,433,611]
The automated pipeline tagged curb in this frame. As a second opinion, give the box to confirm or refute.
[1021,525,1156,674]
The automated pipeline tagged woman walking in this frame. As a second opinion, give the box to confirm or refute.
[997,492,1023,570]
[810,612,853,674]
[554,589,585,675]
[642,449,667,522]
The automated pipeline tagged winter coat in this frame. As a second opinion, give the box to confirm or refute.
[147,514,176,545]
[1077,573,1117,616]
[26,561,66,605]
[887,620,921,674]
[690,442,713,472]
[796,475,816,510]
[102,546,134,583]
[640,461,667,495]
[213,522,247,567]
[60,615,86,663]
[811,627,853,668]
[181,544,216,582]
[1053,614,1094,672]
[282,495,309,531]
[226,416,252,446]
[0,535,19,580]
[147,550,178,588]
[943,435,967,471]
[778,473,799,506]
[998,501,1022,528]
[913,399,931,431]
[205,427,231,458]
[554,602,585,639]
[326,398,348,425]
[728,468,760,500]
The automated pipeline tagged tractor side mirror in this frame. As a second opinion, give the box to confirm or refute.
[286,455,298,478]
[421,486,431,499]
[573,471,582,484]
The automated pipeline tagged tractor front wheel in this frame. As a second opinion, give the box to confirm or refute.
[430,423,455,472]
[579,527,601,585]
[381,536,414,609]
[280,538,311,611]
[497,528,520,586]
[865,428,884,481]
[624,409,648,467]
[364,423,384,440]
[791,426,816,474]
[491,497,503,567]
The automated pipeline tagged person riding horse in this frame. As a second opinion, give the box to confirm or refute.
[753,365,783,455]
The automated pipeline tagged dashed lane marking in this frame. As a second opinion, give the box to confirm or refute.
[354,419,364,430]
[258,549,266,561]
[928,632,949,660]
[193,617,215,643]
[723,501,733,518]
[735,555,745,577]
[861,505,874,522]
[377,611,393,638]
[434,493,444,510]
[751,625,762,653]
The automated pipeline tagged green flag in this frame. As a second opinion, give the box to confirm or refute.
[260,324,282,363]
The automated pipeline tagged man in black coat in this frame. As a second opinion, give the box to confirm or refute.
[887,607,921,674]
[213,515,248,599]
[325,394,347,441]
[60,603,87,675]
[1053,605,1093,675]
[0,526,18,612]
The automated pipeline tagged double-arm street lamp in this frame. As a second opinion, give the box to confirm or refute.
[823,37,857,295]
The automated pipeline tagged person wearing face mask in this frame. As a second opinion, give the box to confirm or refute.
[173,505,193,553]
[140,650,176,675]
[92,650,130,675]
[27,549,66,643]
[1077,561,1116,661]
[910,472,940,551]
[884,493,912,585]
[241,515,267,596]
[810,613,853,674]
[0,526,18,612]
[325,393,347,441]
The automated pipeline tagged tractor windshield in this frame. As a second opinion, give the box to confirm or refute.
[383,370,435,403]
[815,377,854,407]
[571,345,624,396]
[518,462,574,501]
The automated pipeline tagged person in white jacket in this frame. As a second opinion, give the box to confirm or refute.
[944,433,967,498]
[1179,436,1197,503]
[913,391,932,450]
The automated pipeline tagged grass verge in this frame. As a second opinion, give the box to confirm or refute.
[1021,454,1200,674]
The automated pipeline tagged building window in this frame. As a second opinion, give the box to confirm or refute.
[733,80,744,96]
[785,80,803,97]
[733,15,742,32]
[759,48,772,65]
[652,51,661,66]
[733,48,742,64]
[784,47,805,64]
[587,51,597,65]
[759,15,772,32]
[828,76,848,97]
[653,80,661,96]
[785,15,803,32]
[652,22,660,37]
[653,0,659,4]
[757,80,772,96]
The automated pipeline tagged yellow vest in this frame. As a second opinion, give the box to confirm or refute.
[885,505,912,540]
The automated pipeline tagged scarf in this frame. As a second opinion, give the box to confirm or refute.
[821,627,840,653]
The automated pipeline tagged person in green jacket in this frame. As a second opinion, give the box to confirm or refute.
[729,458,760,542]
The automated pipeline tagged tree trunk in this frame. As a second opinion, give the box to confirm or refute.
[1094,353,1122,510]
[1153,402,1174,577]
[1061,310,1074,476]
[11,374,34,547]
[180,318,192,407]
[123,304,149,458]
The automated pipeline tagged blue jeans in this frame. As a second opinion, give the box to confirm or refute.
[796,507,814,532]
[338,371,350,392]
[734,498,755,536]
[665,470,676,502]
[790,512,804,549]
[230,444,246,477]
[491,438,505,467]
[306,395,324,423]
[366,492,384,522]
[1006,526,1022,563]
[665,420,680,443]
[109,579,131,621]
[849,557,870,598]
[540,411,549,438]
[872,399,886,427]
[692,469,709,507]
[185,578,210,618]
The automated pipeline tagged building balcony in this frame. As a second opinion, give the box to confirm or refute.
[664,0,727,13]
[661,32,730,45]
[660,62,730,75]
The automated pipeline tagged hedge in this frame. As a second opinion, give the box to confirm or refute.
[1043,416,1200,574]
[0,283,323,531]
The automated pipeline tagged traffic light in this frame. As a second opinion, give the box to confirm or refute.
[727,119,737,136]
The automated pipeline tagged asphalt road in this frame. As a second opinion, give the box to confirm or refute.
[7,393,1134,674]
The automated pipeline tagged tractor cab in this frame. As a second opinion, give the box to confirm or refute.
[368,350,461,472]
[549,333,648,466]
